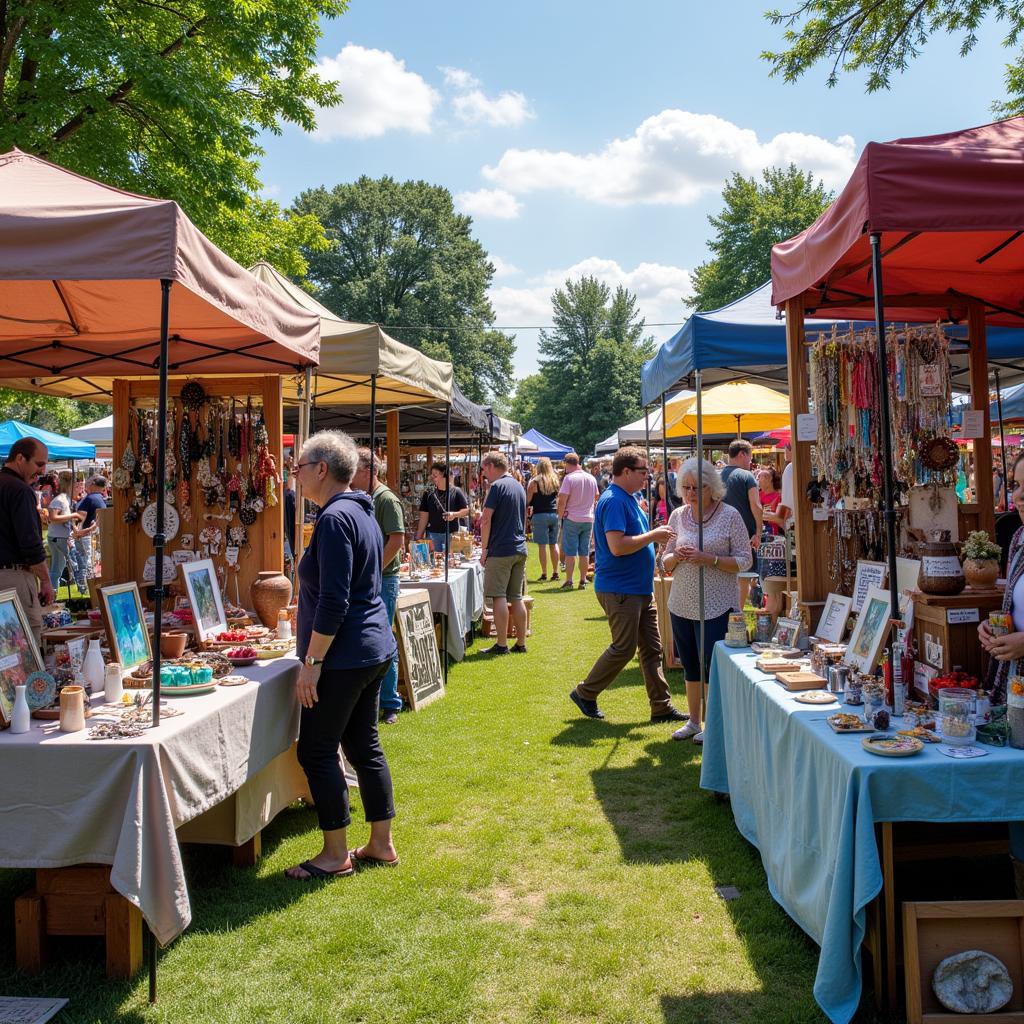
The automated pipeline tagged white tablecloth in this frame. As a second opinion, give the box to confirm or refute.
[399,562,485,660]
[0,658,301,946]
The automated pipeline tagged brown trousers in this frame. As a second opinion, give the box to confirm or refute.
[577,591,672,712]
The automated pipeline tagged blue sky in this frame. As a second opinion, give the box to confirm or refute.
[259,0,1011,379]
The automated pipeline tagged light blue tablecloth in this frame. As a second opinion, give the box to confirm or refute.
[700,643,1024,1024]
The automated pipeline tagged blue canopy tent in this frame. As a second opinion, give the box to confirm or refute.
[0,420,96,460]
[520,427,573,460]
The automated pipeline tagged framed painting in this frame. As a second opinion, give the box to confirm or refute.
[99,582,152,672]
[815,593,853,643]
[771,615,802,650]
[0,589,47,727]
[844,586,893,674]
[180,559,227,641]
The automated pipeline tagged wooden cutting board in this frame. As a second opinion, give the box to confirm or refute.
[775,670,828,691]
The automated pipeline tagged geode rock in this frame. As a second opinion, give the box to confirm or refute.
[932,950,1012,1013]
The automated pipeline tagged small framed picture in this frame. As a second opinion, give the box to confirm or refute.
[852,560,887,612]
[180,559,227,641]
[815,593,853,643]
[99,582,153,672]
[0,589,45,728]
[771,615,802,649]
[844,586,894,674]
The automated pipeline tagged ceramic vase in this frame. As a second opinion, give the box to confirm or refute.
[917,531,966,596]
[59,685,86,732]
[160,631,188,659]
[962,558,999,589]
[104,662,124,704]
[83,638,105,696]
[251,571,293,628]
[10,684,30,733]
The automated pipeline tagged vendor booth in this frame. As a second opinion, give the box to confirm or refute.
[519,427,573,460]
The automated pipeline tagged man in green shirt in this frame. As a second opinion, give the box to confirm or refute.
[355,448,407,723]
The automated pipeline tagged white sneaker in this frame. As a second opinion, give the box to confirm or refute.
[693,730,704,745]
[672,721,700,741]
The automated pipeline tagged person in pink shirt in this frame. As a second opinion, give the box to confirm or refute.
[557,451,599,590]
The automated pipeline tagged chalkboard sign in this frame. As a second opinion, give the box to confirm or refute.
[395,589,444,711]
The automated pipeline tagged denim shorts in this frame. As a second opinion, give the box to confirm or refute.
[532,512,558,545]
[561,519,593,558]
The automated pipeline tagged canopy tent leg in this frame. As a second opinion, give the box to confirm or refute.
[443,402,451,683]
[996,368,1009,511]
[644,406,652,512]
[868,233,902,628]
[661,393,671,515]
[294,366,312,565]
[696,372,707,717]
[369,374,377,470]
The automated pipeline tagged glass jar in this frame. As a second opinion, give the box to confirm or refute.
[938,686,977,746]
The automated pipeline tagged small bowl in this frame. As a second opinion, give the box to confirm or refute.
[228,655,258,667]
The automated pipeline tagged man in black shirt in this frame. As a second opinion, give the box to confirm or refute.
[0,438,53,642]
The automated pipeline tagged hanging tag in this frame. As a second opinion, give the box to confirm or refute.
[919,364,942,396]
[225,545,240,567]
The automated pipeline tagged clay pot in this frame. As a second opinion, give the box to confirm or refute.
[59,685,86,732]
[160,631,188,659]
[918,531,966,596]
[251,571,293,628]
[963,558,999,589]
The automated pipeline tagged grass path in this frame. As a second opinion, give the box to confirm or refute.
[0,552,846,1023]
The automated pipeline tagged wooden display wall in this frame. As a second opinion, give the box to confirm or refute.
[109,377,284,611]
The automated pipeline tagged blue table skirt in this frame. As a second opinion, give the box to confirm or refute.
[700,643,1024,1024]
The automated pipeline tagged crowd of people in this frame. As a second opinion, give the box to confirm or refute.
[35,469,108,592]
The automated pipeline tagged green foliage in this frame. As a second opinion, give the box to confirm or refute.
[294,177,515,402]
[521,277,654,455]
[963,529,1001,561]
[762,0,1024,114]
[0,389,107,435]
[0,0,342,271]
[687,166,832,312]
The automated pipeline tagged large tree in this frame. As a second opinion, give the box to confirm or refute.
[523,277,654,456]
[0,0,341,272]
[0,389,107,435]
[762,0,1024,115]
[686,165,832,312]
[294,177,515,402]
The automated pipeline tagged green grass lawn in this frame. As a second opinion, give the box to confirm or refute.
[0,551,857,1023]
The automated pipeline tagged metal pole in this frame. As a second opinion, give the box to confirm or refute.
[644,405,652,514]
[996,368,1009,511]
[868,232,901,624]
[696,372,706,698]
[661,393,671,516]
[443,402,451,682]
[295,366,312,564]
[149,277,172,1002]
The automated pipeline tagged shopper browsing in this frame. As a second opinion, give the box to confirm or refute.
[557,452,598,591]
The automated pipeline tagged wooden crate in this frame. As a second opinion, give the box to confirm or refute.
[903,900,1024,1024]
[480,595,533,638]
[911,587,1003,690]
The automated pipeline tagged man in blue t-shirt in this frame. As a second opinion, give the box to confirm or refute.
[480,450,528,655]
[71,475,107,588]
[570,446,687,724]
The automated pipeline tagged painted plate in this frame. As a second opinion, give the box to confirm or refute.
[861,733,925,757]
[24,671,57,711]
[141,501,179,542]
[794,690,838,705]
[218,675,251,687]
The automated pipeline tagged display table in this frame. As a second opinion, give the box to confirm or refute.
[700,643,1024,1024]
[0,657,308,960]
[399,562,484,661]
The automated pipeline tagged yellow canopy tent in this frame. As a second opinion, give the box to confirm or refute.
[663,380,790,438]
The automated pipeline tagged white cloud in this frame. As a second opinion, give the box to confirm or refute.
[489,255,521,278]
[313,45,440,141]
[441,65,534,128]
[482,109,856,205]
[440,66,479,90]
[490,257,693,377]
[455,188,523,220]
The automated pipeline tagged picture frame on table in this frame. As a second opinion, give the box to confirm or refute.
[98,582,152,672]
[0,588,46,728]
[815,593,852,643]
[844,585,893,674]
[179,559,227,641]
[771,615,802,649]
[852,560,887,612]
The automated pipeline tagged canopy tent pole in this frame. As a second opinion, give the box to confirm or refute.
[443,402,451,683]
[661,393,671,516]
[295,366,312,565]
[644,406,652,512]
[66,458,75,602]
[868,233,902,626]
[149,277,172,1003]
[695,371,707,718]
[996,367,1009,510]
[369,374,377,471]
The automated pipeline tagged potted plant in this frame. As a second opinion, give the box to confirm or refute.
[961,530,1001,588]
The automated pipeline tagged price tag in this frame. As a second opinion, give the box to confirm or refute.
[922,555,962,578]
[947,607,980,625]
[812,507,830,521]
[960,409,985,439]
[796,412,818,442]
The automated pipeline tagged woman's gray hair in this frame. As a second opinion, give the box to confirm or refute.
[299,430,358,484]
[677,456,725,501]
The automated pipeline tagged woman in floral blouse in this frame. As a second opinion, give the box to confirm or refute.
[662,457,752,744]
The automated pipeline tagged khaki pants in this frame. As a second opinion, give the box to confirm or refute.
[578,591,671,713]
[0,568,43,646]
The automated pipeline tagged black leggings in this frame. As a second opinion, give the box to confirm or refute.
[296,660,395,832]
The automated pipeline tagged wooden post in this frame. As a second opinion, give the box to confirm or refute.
[784,296,818,608]
[968,302,996,539]
[387,411,400,491]
[14,891,46,971]
[262,375,284,573]
[231,831,261,868]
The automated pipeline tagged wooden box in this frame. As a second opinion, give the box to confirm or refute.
[911,587,1003,691]
[903,900,1024,1024]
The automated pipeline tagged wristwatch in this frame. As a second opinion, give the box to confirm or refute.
[304,655,324,667]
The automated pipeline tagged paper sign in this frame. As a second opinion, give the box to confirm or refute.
[947,607,980,625]
[852,560,887,612]
[919,363,943,396]
[913,662,937,694]
[960,409,985,439]
[812,507,830,521]
[796,412,818,442]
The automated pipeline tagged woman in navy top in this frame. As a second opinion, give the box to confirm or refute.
[286,431,400,880]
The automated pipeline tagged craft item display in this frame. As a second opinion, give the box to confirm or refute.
[826,712,875,733]
[932,950,1013,1014]
[0,589,47,729]
[10,685,29,733]
[771,616,802,649]
[815,593,852,643]
[844,586,893,674]
[99,583,153,672]
[179,559,228,640]
[59,685,86,732]
[861,733,924,757]
[937,686,977,746]
[395,589,444,711]
[724,612,749,647]
[917,530,967,595]
[250,570,293,629]
[104,662,124,704]
[794,690,837,705]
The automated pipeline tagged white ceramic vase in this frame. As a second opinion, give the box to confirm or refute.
[83,638,105,696]
[104,662,124,704]
[10,684,30,733]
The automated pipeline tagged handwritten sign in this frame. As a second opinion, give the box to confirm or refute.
[947,607,980,625]
[960,409,985,439]
[852,560,887,612]
[796,412,818,442]
[395,589,444,711]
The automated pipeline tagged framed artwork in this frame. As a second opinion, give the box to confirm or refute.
[844,586,893,674]
[180,559,227,641]
[411,541,431,569]
[815,593,853,643]
[0,589,46,728]
[771,615,802,649]
[99,582,152,672]
[852,560,888,612]
[394,589,444,711]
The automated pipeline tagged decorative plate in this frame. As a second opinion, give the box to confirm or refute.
[919,434,960,472]
[141,502,179,542]
[218,675,251,687]
[861,733,924,757]
[751,643,800,656]
[795,690,838,705]
[24,671,57,711]
[228,655,258,667]
[826,713,876,733]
